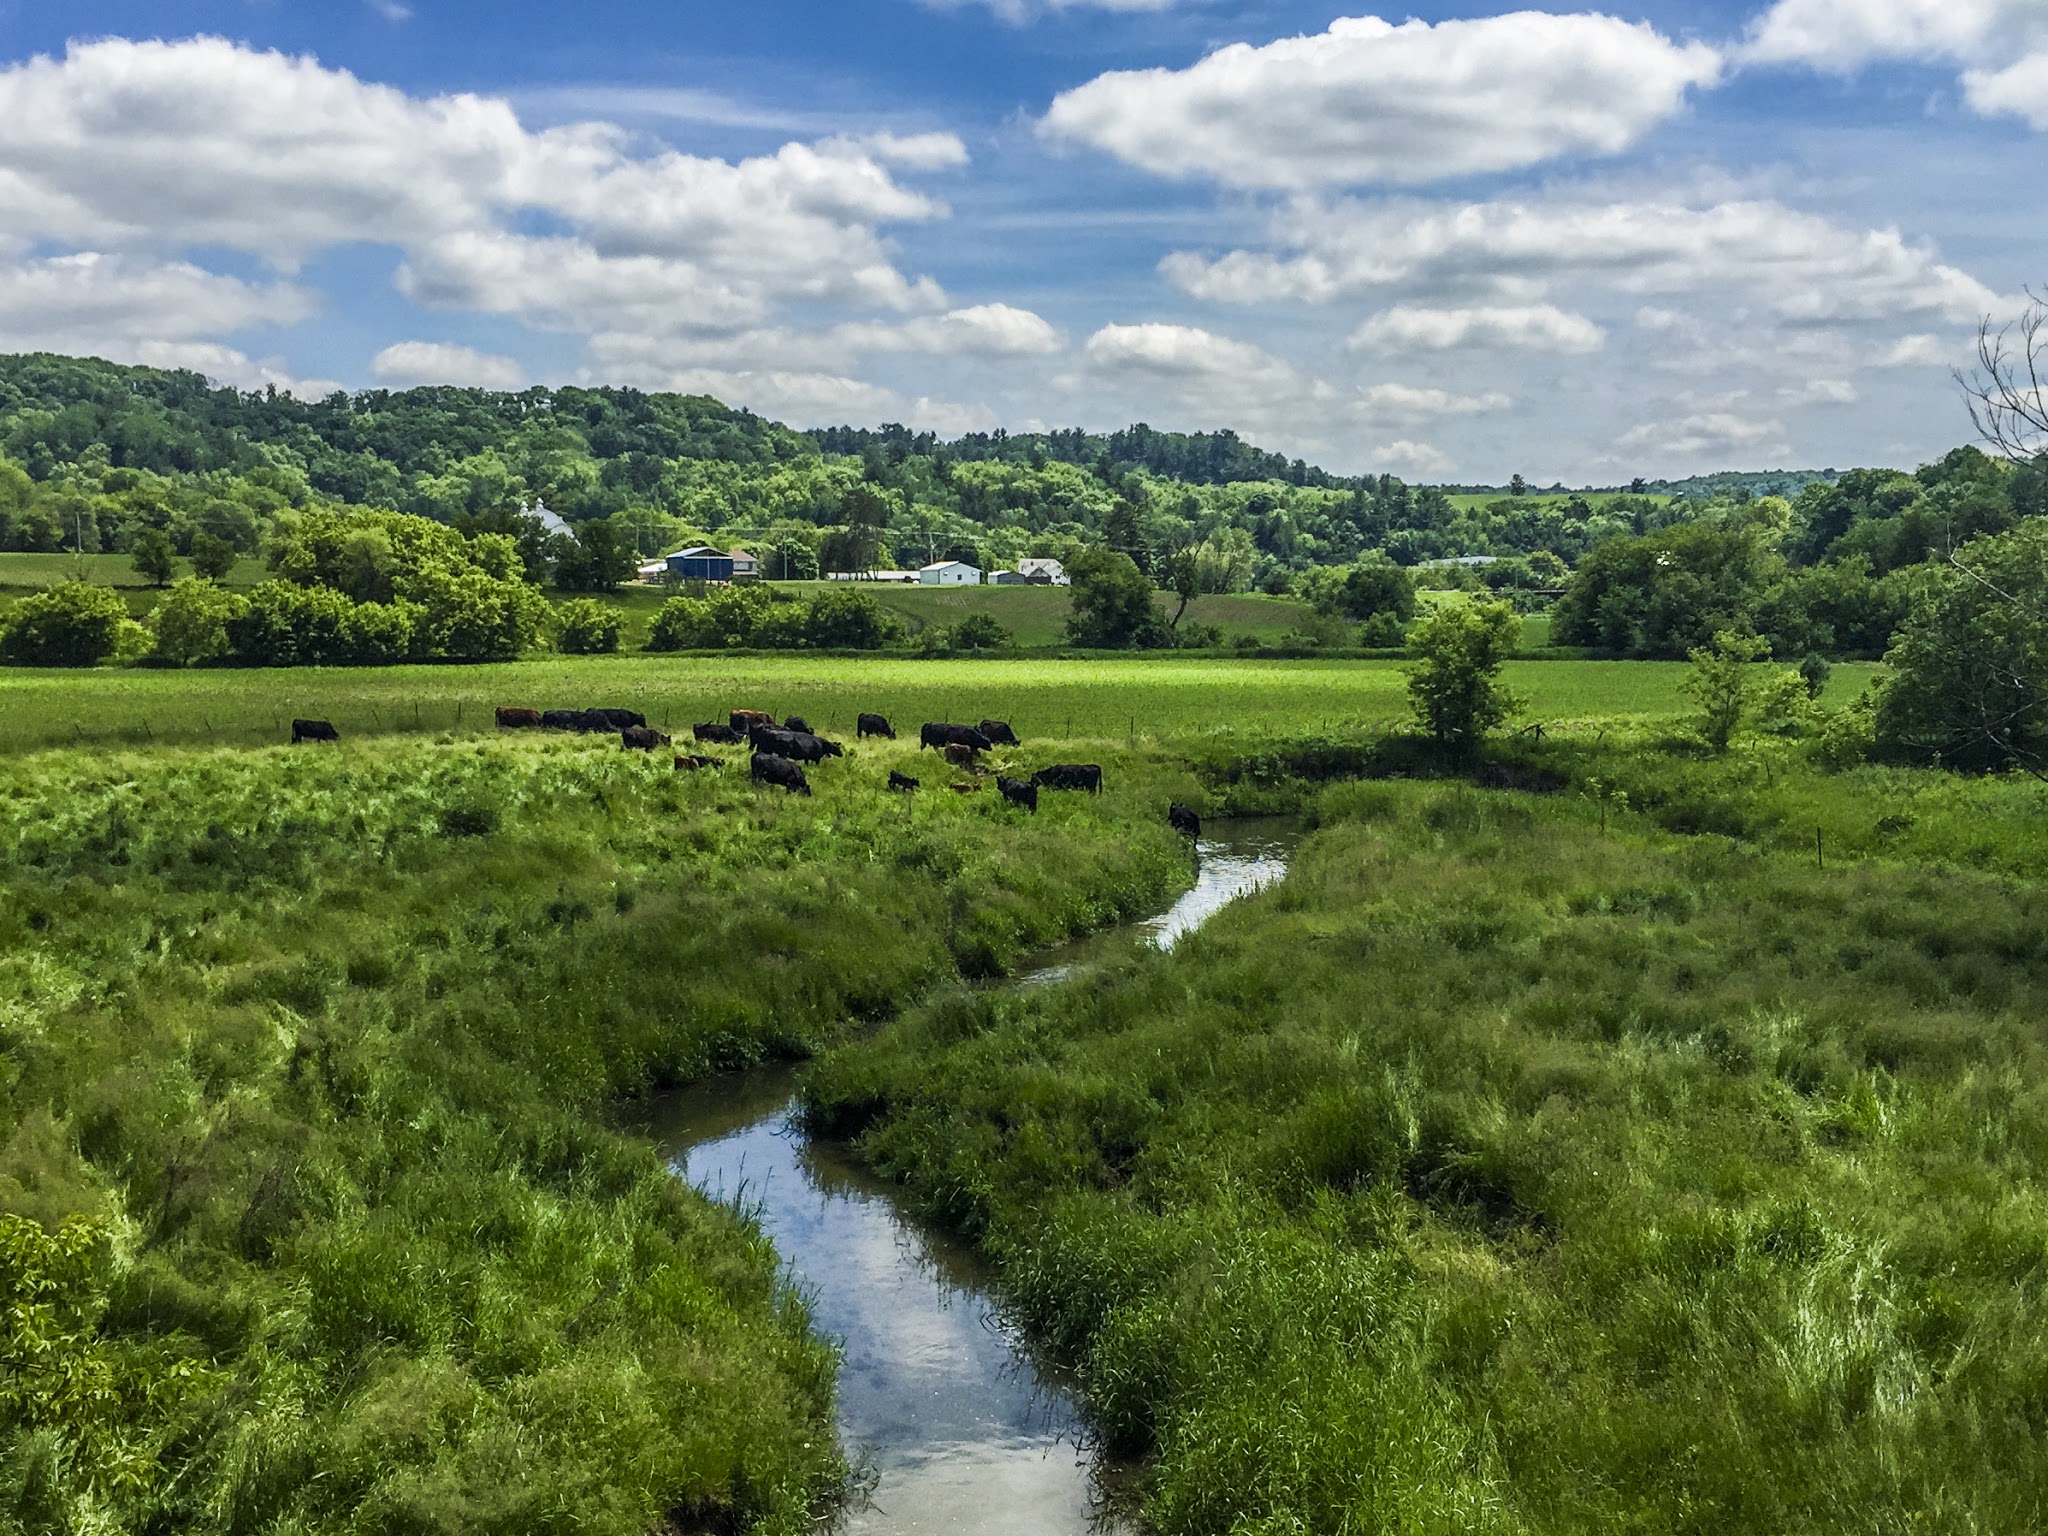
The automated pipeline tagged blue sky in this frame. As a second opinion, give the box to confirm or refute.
[0,0,2040,482]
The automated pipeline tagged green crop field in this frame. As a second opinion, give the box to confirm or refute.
[0,655,1878,756]
[0,551,270,593]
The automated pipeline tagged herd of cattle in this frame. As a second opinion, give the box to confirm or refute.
[291,706,1199,835]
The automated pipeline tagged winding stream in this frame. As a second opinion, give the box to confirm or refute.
[633,819,1301,1534]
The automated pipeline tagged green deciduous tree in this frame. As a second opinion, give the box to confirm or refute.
[554,598,622,655]
[1405,599,1522,751]
[0,582,137,666]
[149,577,246,667]
[1877,521,2048,773]
[949,612,1010,652]
[1682,631,1772,752]
[1066,548,1168,649]
[130,526,175,587]
[188,530,239,582]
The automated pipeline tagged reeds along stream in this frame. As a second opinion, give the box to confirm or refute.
[633,820,1303,1535]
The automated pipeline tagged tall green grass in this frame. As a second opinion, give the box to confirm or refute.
[807,777,2048,1533]
[0,731,1191,1533]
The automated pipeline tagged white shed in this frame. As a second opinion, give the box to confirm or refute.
[919,560,982,586]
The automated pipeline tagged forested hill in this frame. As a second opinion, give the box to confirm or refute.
[813,421,1354,489]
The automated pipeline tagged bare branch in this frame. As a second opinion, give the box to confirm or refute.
[1955,285,2048,462]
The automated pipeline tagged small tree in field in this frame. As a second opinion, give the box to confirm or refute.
[1683,630,1771,752]
[1406,599,1521,751]
[553,598,621,655]
[950,612,1010,652]
[189,531,239,583]
[0,582,136,666]
[131,528,175,588]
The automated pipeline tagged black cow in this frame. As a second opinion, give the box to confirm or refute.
[980,719,1020,747]
[752,752,812,796]
[291,718,339,744]
[997,775,1038,814]
[1169,803,1201,838]
[752,727,842,764]
[496,706,542,729]
[858,712,896,740]
[888,770,920,792]
[692,722,744,744]
[621,726,672,751]
[1034,763,1104,794]
[540,709,583,730]
[589,708,647,730]
[920,722,994,752]
[783,714,812,734]
[731,709,775,734]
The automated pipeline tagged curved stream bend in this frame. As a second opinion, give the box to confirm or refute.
[636,820,1300,1535]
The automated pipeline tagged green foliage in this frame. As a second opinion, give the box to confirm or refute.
[1877,520,2048,772]
[148,576,246,667]
[802,587,897,649]
[810,777,2048,1534]
[1405,599,1522,750]
[0,732,1190,1534]
[129,527,175,588]
[1682,630,1773,751]
[1302,552,1417,624]
[553,597,621,655]
[187,530,238,582]
[948,612,1010,651]
[1066,549,1169,649]
[0,582,136,667]
[1553,524,1782,657]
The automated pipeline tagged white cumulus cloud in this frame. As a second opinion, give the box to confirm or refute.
[1351,304,1606,354]
[1964,51,2048,129]
[370,341,529,390]
[1042,13,1721,189]
[1744,0,2048,68]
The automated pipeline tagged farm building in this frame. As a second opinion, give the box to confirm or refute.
[728,549,759,579]
[920,560,982,586]
[635,558,670,581]
[990,570,1029,585]
[666,546,735,582]
[1017,557,1068,585]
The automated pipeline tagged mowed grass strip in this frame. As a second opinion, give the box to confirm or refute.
[0,655,1837,755]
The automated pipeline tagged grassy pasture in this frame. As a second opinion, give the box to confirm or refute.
[0,655,1869,756]
[809,775,2048,1534]
[0,729,1195,1533]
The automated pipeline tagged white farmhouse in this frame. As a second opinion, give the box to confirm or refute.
[919,560,982,586]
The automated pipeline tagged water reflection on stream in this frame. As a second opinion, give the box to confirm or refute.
[634,819,1301,1534]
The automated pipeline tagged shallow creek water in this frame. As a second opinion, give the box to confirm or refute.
[631,819,1301,1534]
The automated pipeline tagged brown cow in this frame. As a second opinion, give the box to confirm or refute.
[673,754,720,771]
[945,742,979,771]
[731,709,775,733]
[496,706,542,729]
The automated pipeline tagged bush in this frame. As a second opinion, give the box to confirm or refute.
[1682,631,1772,752]
[1406,599,1521,751]
[189,530,239,582]
[149,577,247,667]
[1358,611,1407,648]
[949,612,1010,652]
[228,580,358,667]
[804,587,896,649]
[130,527,176,588]
[0,582,138,667]
[555,598,621,655]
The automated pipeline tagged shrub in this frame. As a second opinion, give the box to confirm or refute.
[950,612,1010,652]
[149,577,247,667]
[1406,600,1521,751]
[189,531,240,582]
[804,587,895,649]
[1358,611,1407,648]
[130,527,176,588]
[228,580,357,667]
[1682,630,1772,752]
[0,582,137,667]
[555,598,621,655]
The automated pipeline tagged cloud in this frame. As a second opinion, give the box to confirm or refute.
[1616,412,1786,457]
[1779,378,1859,405]
[0,252,313,341]
[1875,333,1957,367]
[1372,439,1454,477]
[1964,51,2048,129]
[1351,303,1605,354]
[1041,13,1721,189]
[1359,383,1511,420]
[1743,0,2047,69]
[370,341,528,390]
[1165,191,2001,329]
[366,0,413,21]
[577,359,995,434]
[1083,321,1295,382]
